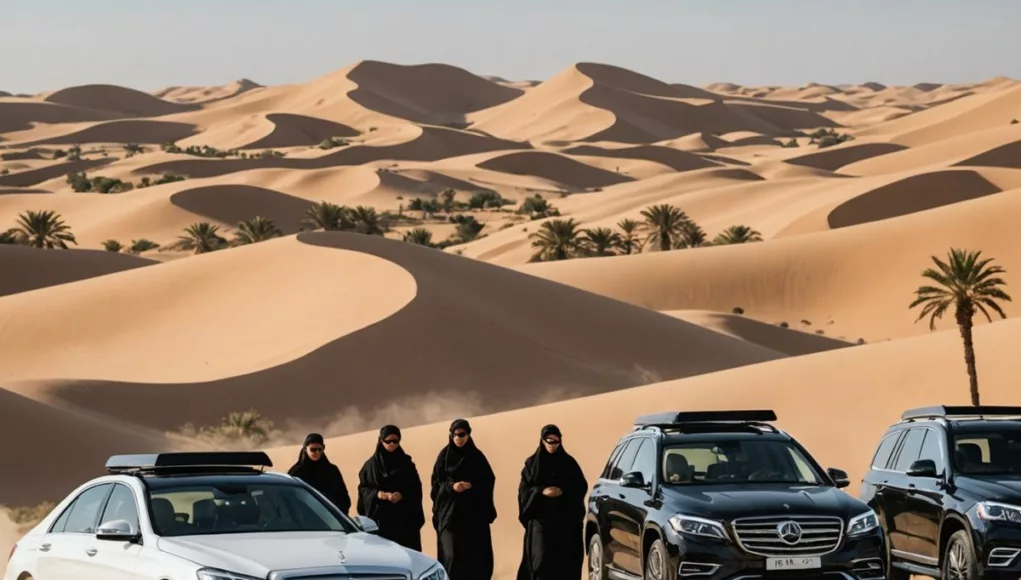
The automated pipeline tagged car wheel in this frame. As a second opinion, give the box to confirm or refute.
[943,529,979,580]
[588,533,606,580]
[645,538,676,580]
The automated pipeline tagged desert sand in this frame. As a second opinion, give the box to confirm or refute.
[3,60,1021,578]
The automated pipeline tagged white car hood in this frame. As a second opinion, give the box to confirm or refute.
[157,531,434,578]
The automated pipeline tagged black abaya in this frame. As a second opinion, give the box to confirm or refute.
[516,424,589,580]
[356,425,426,551]
[430,418,497,580]
[288,433,352,514]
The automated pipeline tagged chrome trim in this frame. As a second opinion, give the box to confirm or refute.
[678,561,720,577]
[730,514,844,557]
[268,565,411,579]
[988,547,1021,567]
[891,548,938,566]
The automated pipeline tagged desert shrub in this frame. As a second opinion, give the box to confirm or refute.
[129,239,160,253]
[174,409,280,449]
[102,239,123,252]
[317,136,349,149]
[0,168,9,176]
[468,189,512,210]
[778,321,789,328]
[732,307,744,315]
[517,194,560,219]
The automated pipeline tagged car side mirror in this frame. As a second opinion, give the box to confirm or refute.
[907,459,938,478]
[827,467,850,489]
[620,471,647,489]
[354,515,379,534]
[96,519,138,542]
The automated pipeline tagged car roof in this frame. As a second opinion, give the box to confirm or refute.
[622,428,792,446]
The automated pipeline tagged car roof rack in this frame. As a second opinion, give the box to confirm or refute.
[105,451,273,475]
[901,405,1021,422]
[633,410,780,434]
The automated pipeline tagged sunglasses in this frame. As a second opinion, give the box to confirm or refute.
[307,446,324,453]
[544,438,561,446]
[382,438,400,445]
[452,431,468,438]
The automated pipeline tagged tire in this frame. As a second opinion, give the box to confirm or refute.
[588,532,606,580]
[942,529,979,580]
[645,538,676,580]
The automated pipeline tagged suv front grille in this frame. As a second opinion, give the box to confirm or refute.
[730,515,844,556]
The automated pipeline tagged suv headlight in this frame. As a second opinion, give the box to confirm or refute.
[418,564,448,580]
[197,568,262,580]
[847,509,879,536]
[977,501,1021,523]
[668,514,728,540]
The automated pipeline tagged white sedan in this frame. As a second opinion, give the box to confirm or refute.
[4,451,446,580]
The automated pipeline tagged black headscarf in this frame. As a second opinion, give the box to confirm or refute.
[288,432,352,514]
[518,424,588,525]
[356,425,425,533]
[430,418,497,532]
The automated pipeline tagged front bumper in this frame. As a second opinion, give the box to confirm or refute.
[975,522,1021,579]
[666,528,886,580]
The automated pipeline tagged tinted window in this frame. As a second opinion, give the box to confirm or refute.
[607,439,640,480]
[63,484,113,534]
[952,430,1021,475]
[100,484,140,530]
[892,428,925,472]
[871,432,902,469]
[918,429,945,473]
[600,442,626,479]
[147,481,358,537]
[662,439,825,485]
[631,439,658,484]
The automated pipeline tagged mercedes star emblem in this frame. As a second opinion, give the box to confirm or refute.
[776,520,803,545]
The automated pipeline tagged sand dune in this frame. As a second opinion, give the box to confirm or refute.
[662,309,854,355]
[0,244,156,297]
[152,78,263,104]
[42,84,198,116]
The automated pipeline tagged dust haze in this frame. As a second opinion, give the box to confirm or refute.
[0,507,21,578]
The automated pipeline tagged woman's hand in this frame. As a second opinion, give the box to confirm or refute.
[542,486,562,498]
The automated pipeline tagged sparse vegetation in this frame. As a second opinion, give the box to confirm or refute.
[162,222,230,254]
[2,210,77,249]
[174,409,281,448]
[102,239,124,252]
[231,216,283,246]
[317,136,350,150]
[807,128,854,148]
[733,307,745,315]
[910,248,1012,406]
[129,239,160,254]
[713,225,763,245]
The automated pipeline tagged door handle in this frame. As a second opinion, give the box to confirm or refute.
[39,543,51,552]
[85,547,97,557]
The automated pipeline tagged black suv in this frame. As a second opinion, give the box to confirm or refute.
[585,410,885,580]
[860,405,1021,580]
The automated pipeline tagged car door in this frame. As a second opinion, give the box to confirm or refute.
[617,437,657,577]
[88,482,145,580]
[884,428,927,561]
[601,437,641,574]
[897,427,946,563]
[35,483,114,580]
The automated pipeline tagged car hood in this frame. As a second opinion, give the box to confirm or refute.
[661,483,866,521]
[956,475,1021,503]
[157,531,436,578]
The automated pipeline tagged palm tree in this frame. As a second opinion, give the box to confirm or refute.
[212,409,273,444]
[102,239,123,252]
[232,216,283,246]
[581,227,622,256]
[909,248,1012,406]
[528,218,584,262]
[9,210,77,249]
[640,204,691,251]
[677,221,708,248]
[714,225,763,245]
[616,219,643,255]
[165,222,228,254]
[349,205,390,235]
[403,227,434,247]
[300,201,353,231]
[129,239,160,254]
[0,229,20,245]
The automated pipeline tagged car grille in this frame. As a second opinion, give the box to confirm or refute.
[730,515,844,556]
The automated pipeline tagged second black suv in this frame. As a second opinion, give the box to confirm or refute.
[585,409,885,580]
[860,405,1021,580]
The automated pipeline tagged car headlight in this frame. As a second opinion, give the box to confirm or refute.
[977,501,1021,523]
[668,514,728,540]
[196,568,262,580]
[847,509,880,536]
[417,564,448,580]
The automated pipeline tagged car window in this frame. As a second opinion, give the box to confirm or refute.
[631,438,658,484]
[600,442,626,479]
[892,428,925,472]
[100,483,140,531]
[62,484,113,534]
[607,439,640,480]
[871,431,902,470]
[48,499,77,534]
[952,430,1021,475]
[662,439,825,485]
[917,429,945,473]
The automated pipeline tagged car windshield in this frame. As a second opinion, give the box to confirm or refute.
[662,439,825,485]
[953,430,1021,475]
[147,480,357,536]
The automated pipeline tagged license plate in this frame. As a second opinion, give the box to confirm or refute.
[766,557,821,570]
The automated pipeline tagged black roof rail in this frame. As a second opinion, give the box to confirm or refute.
[633,410,780,434]
[901,406,1021,422]
[105,451,273,475]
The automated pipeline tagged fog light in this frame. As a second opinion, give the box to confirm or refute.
[678,561,719,577]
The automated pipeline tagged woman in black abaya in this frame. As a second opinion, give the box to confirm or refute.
[356,424,425,550]
[430,418,497,580]
[516,424,589,580]
[288,433,352,515]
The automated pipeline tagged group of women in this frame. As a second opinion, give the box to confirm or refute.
[286,420,589,580]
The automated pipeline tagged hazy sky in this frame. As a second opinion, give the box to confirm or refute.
[6,0,1018,94]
